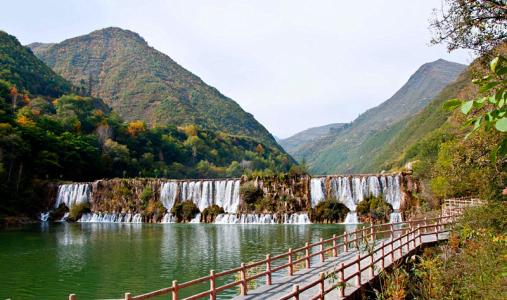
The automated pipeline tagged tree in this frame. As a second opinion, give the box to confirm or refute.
[127,120,146,137]
[430,0,507,54]
[444,56,507,160]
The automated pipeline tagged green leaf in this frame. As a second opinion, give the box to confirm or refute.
[473,116,482,130]
[490,57,500,73]
[498,138,507,158]
[495,117,507,132]
[480,81,499,93]
[460,100,474,114]
[443,98,462,110]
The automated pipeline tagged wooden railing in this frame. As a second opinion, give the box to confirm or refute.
[278,215,457,300]
[68,198,480,300]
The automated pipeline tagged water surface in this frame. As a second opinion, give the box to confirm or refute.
[0,223,356,299]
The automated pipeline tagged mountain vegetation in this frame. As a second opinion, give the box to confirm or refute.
[279,123,345,156]
[284,59,466,173]
[28,27,281,149]
[0,31,294,219]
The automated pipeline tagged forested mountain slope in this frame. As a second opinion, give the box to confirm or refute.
[292,59,466,174]
[29,27,280,148]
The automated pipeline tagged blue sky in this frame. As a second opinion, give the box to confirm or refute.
[1,0,473,138]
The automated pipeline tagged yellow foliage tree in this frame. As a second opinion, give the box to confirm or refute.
[16,115,35,127]
[127,120,146,137]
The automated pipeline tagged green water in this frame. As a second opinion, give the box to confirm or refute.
[0,223,355,299]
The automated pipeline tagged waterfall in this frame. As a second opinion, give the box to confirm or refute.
[160,181,178,211]
[78,212,142,223]
[310,177,326,207]
[164,179,240,214]
[383,175,401,210]
[283,213,311,224]
[214,213,311,224]
[190,213,201,223]
[59,212,69,222]
[368,176,381,197]
[54,183,91,208]
[40,212,49,222]
[344,212,359,224]
[161,213,176,223]
[390,211,403,223]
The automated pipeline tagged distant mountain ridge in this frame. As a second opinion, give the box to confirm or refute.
[284,59,466,174]
[28,27,280,148]
[279,123,346,156]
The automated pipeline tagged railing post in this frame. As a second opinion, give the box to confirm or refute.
[265,254,272,285]
[369,252,374,277]
[370,224,375,241]
[338,262,345,297]
[390,223,394,239]
[210,270,216,300]
[69,294,76,300]
[344,231,348,252]
[381,241,385,270]
[435,219,439,241]
[320,238,325,262]
[240,263,247,296]
[305,242,311,268]
[124,293,132,300]
[172,280,178,300]
[293,285,300,300]
[390,240,394,263]
[288,248,293,276]
[319,272,325,299]
[354,231,359,249]
[417,225,421,245]
[332,234,338,257]
[355,254,361,286]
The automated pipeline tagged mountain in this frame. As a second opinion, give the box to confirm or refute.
[28,27,279,148]
[279,123,346,156]
[287,59,466,174]
[0,31,71,97]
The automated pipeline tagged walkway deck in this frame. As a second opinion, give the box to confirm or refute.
[233,233,448,300]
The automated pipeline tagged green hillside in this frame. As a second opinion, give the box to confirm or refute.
[0,31,294,218]
[28,27,280,148]
[292,59,466,174]
[279,123,346,155]
[0,31,71,97]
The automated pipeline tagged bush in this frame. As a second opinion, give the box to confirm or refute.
[140,187,153,204]
[356,196,392,222]
[171,200,199,222]
[240,182,263,205]
[67,202,90,221]
[310,198,349,223]
[202,204,224,222]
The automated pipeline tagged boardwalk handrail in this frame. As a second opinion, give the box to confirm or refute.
[68,198,480,300]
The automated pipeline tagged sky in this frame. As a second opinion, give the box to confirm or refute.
[1,0,474,138]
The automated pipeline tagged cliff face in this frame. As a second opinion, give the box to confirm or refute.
[49,173,419,223]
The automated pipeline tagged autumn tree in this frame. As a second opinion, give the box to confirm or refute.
[430,0,507,54]
[127,120,146,137]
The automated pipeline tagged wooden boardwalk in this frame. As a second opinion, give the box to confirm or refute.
[69,198,480,300]
[234,233,448,300]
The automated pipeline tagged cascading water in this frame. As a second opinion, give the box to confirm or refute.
[161,213,176,223]
[78,213,142,223]
[310,177,326,207]
[214,213,311,224]
[40,212,49,222]
[54,183,91,208]
[390,212,403,223]
[190,213,201,223]
[325,175,404,224]
[160,181,178,211]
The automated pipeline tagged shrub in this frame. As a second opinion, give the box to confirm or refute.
[67,202,90,221]
[356,196,392,222]
[310,198,349,223]
[171,200,199,222]
[140,187,153,204]
[202,204,224,222]
[240,182,263,205]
